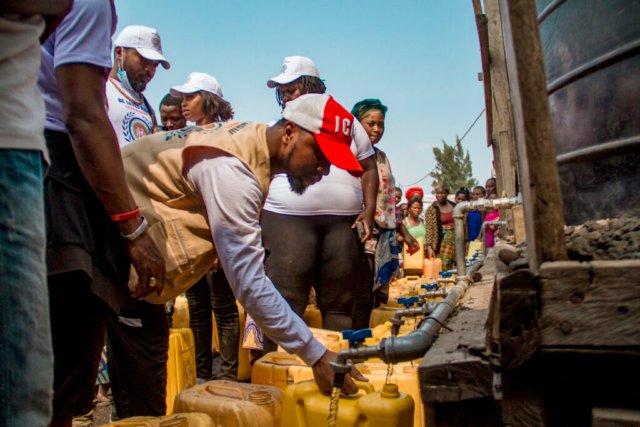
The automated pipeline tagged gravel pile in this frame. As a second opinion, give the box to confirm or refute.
[564,215,640,261]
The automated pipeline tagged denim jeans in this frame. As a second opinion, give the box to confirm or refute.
[186,271,239,381]
[0,150,53,427]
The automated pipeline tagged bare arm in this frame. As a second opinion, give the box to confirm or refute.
[0,0,73,42]
[353,154,378,241]
[397,222,418,251]
[0,0,73,15]
[56,63,165,298]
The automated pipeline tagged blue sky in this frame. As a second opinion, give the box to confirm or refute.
[114,0,493,195]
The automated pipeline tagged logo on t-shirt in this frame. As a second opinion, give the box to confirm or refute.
[122,112,151,143]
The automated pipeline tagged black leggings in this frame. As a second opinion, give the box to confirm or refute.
[261,211,362,353]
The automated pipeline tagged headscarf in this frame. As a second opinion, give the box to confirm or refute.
[405,187,424,203]
[351,98,388,120]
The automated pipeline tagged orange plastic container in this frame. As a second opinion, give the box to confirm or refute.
[277,327,348,354]
[166,328,197,415]
[422,257,442,280]
[250,352,314,390]
[431,257,442,279]
[282,380,414,427]
[357,361,424,427]
[172,295,190,329]
[302,304,322,328]
[106,413,214,426]
[173,380,283,427]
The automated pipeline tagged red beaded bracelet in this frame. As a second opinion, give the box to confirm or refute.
[110,207,140,222]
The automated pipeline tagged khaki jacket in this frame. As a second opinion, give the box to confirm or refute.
[121,122,271,303]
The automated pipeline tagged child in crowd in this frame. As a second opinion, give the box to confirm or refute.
[455,187,470,203]
[467,185,485,241]
[484,191,500,248]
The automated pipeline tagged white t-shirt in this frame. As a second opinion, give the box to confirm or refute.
[106,78,153,147]
[263,120,374,215]
[0,15,46,158]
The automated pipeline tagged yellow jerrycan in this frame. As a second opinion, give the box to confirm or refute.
[466,240,483,259]
[369,306,401,328]
[302,304,323,328]
[166,328,196,414]
[251,351,314,390]
[278,327,348,354]
[403,240,425,275]
[172,295,190,329]
[357,362,423,427]
[173,380,283,427]
[282,380,414,427]
[105,412,214,426]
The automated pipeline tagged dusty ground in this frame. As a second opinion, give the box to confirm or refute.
[565,215,640,261]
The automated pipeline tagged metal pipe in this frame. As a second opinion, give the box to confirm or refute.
[389,301,436,336]
[332,196,523,370]
[453,195,522,277]
[333,271,481,382]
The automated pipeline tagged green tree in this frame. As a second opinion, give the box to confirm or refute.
[429,136,478,193]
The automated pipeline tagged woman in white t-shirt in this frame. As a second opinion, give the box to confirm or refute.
[169,72,239,382]
[261,57,379,353]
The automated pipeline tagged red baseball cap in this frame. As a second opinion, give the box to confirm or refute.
[282,94,364,177]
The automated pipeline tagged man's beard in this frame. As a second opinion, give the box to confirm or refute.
[131,75,148,93]
[282,151,311,195]
[288,175,309,195]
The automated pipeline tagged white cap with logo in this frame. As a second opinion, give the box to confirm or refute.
[170,72,224,99]
[114,25,170,69]
[267,56,320,88]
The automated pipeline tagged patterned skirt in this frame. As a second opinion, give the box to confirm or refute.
[96,346,109,385]
[438,225,456,270]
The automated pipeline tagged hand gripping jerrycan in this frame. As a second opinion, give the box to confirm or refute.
[403,240,425,275]
[173,380,283,427]
[282,380,414,427]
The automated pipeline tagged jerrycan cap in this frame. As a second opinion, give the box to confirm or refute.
[398,296,419,308]
[342,329,373,346]
[381,383,400,398]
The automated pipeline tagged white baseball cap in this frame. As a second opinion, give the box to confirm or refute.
[267,56,320,88]
[282,94,363,177]
[114,25,170,69]
[170,72,224,99]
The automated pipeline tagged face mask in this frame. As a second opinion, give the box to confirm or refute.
[117,58,137,94]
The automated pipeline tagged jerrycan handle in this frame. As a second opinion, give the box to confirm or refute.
[204,384,245,400]
[354,380,376,394]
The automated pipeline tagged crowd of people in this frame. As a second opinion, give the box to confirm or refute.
[1,2,502,426]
